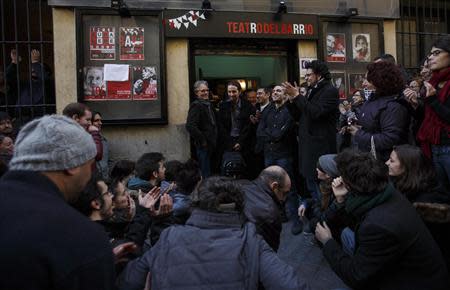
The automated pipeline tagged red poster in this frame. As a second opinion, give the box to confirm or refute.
[90,26,116,60]
[106,80,132,100]
[119,27,145,60]
[326,33,346,63]
[83,67,107,101]
[132,66,158,100]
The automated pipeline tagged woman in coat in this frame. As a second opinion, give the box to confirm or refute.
[386,144,450,271]
[347,62,410,161]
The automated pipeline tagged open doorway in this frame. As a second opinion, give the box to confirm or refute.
[190,38,298,105]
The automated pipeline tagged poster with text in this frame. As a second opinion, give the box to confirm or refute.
[120,27,145,60]
[331,72,346,100]
[132,66,158,100]
[106,73,132,100]
[349,73,365,94]
[352,34,371,62]
[83,66,107,100]
[299,58,316,77]
[326,33,346,62]
[89,26,116,60]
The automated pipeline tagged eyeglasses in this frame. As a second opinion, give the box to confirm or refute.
[427,50,444,58]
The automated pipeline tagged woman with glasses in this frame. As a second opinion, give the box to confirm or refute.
[416,35,450,193]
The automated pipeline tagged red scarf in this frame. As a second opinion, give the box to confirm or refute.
[417,67,450,157]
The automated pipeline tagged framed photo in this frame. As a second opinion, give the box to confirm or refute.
[349,73,365,94]
[326,33,346,62]
[331,71,346,100]
[352,34,371,62]
[76,10,166,125]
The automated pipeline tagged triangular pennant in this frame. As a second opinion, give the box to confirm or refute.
[182,15,188,21]
[199,13,206,19]
[191,19,198,26]
[183,22,189,28]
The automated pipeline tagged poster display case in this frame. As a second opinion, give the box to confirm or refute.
[76,10,166,124]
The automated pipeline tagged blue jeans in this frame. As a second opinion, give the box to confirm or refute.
[196,147,211,178]
[341,227,355,256]
[432,145,450,193]
[265,156,298,219]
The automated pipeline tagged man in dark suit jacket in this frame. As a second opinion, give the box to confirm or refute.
[217,81,255,176]
[186,80,218,177]
[283,60,339,201]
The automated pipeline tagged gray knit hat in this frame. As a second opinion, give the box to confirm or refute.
[9,115,97,171]
[318,154,339,178]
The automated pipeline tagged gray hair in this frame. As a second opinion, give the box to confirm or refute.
[193,80,208,92]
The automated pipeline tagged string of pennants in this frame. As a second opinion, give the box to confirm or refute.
[168,10,207,30]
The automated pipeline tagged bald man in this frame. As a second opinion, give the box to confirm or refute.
[241,166,291,251]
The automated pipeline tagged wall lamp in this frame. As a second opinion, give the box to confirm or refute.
[277,1,288,14]
[111,0,131,17]
[201,0,212,10]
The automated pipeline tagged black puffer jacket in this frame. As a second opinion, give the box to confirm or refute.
[118,209,310,290]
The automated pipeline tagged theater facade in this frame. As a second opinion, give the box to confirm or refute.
[46,0,403,161]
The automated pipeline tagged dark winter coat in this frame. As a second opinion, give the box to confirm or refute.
[241,178,284,251]
[185,98,218,149]
[118,209,310,290]
[286,80,339,179]
[257,103,295,159]
[323,191,449,290]
[217,98,255,152]
[0,171,115,290]
[354,95,409,161]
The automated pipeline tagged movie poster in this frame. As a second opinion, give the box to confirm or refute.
[352,34,371,62]
[89,26,116,60]
[326,33,346,62]
[83,66,107,100]
[119,27,145,60]
[132,66,158,100]
[331,71,346,100]
[349,73,365,94]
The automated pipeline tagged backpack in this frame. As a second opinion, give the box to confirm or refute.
[221,151,246,178]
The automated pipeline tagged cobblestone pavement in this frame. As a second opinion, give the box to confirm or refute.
[278,221,350,290]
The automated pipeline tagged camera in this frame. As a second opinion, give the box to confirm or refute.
[347,117,358,126]
[419,85,427,98]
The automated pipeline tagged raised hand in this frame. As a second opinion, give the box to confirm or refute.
[281,81,299,101]
[138,187,161,209]
[332,177,348,203]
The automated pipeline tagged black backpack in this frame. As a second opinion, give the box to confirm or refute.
[221,151,246,178]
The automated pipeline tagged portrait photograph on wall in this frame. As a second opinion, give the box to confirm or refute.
[352,33,371,62]
[331,71,346,100]
[326,33,346,62]
[349,73,365,94]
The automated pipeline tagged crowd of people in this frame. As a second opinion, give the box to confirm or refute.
[0,35,449,290]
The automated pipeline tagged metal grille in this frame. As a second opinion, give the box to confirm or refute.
[0,0,55,125]
[396,0,449,75]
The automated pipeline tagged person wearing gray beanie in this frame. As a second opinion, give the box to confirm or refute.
[9,115,97,171]
[0,114,115,290]
[317,154,339,179]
